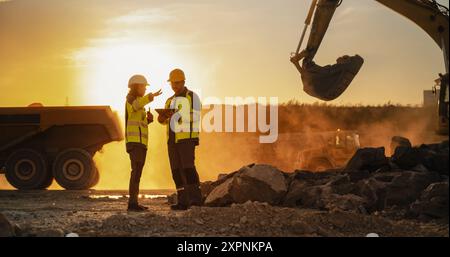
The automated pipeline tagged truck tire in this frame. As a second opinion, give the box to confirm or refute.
[5,149,51,190]
[53,148,96,190]
[307,158,333,172]
[88,166,100,188]
[35,172,54,190]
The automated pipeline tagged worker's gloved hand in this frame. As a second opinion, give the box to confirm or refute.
[147,111,154,124]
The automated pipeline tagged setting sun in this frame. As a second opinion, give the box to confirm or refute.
[74,41,181,112]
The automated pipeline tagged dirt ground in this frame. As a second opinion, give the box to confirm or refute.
[0,190,448,237]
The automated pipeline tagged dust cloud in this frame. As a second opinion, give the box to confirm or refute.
[0,104,446,190]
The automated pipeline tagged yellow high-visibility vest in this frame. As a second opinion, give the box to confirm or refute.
[164,89,200,144]
[125,95,152,147]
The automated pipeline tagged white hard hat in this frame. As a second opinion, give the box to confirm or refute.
[128,75,149,88]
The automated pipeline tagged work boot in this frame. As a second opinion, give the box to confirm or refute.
[185,184,203,207]
[170,189,189,211]
[127,203,148,212]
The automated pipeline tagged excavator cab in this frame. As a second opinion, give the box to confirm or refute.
[291,0,364,101]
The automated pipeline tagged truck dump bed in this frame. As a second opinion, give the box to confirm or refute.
[0,106,123,153]
[0,106,124,190]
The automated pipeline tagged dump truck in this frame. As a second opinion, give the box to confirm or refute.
[256,130,361,172]
[0,106,123,190]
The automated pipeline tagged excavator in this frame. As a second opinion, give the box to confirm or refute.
[291,0,449,135]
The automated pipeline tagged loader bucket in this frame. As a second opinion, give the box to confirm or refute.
[301,55,364,101]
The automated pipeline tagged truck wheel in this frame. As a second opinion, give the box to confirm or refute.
[53,148,96,190]
[5,149,51,190]
[88,166,100,188]
[35,171,54,190]
[307,158,333,172]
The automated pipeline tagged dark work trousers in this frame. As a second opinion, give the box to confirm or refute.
[127,143,147,206]
[168,141,200,189]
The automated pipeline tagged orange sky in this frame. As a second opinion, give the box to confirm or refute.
[1,0,448,109]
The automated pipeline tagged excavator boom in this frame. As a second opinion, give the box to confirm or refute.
[292,0,449,134]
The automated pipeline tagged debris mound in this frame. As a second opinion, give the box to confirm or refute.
[201,140,449,220]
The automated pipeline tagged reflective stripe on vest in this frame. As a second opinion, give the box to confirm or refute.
[125,99,149,146]
[165,90,200,143]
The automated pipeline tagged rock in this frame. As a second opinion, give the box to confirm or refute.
[390,136,411,156]
[385,171,441,207]
[411,164,429,173]
[373,172,400,183]
[35,228,65,237]
[240,164,287,194]
[420,147,449,176]
[217,173,228,180]
[410,182,449,219]
[391,146,424,170]
[282,179,312,207]
[326,174,356,195]
[292,170,336,186]
[344,147,389,173]
[230,175,282,204]
[199,181,215,199]
[347,170,371,182]
[324,194,367,213]
[391,142,449,175]
[290,184,330,209]
[0,213,16,237]
[204,177,235,206]
[284,180,365,213]
[354,178,387,212]
[205,165,287,206]
[66,232,80,237]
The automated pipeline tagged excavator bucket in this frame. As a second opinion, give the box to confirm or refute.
[301,55,364,101]
[293,0,364,101]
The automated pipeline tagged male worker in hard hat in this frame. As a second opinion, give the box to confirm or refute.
[125,74,162,212]
[158,69,202,210]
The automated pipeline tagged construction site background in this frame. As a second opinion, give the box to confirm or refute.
[0,102,444,190]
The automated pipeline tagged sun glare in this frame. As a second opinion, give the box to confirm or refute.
[75,42,180,113]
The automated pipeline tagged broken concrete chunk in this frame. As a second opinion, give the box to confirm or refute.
[204,177,235,206]
[205,165,287,207]
[391,143,449,175]
[344,147,389,173]
[410,182,449,219]
[390,136,412,156]
[240,164,287,194]
[385,171,441,207]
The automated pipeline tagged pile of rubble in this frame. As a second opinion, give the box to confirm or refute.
[201,140,449,221]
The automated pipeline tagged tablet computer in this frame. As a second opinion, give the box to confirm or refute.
[155,108,176,115]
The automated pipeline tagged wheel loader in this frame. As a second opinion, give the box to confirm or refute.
[256,130,361,172]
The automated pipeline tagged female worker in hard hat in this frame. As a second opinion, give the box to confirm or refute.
[125,74,162,212]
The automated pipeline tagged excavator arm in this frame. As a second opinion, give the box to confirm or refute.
[292,0,449,134]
